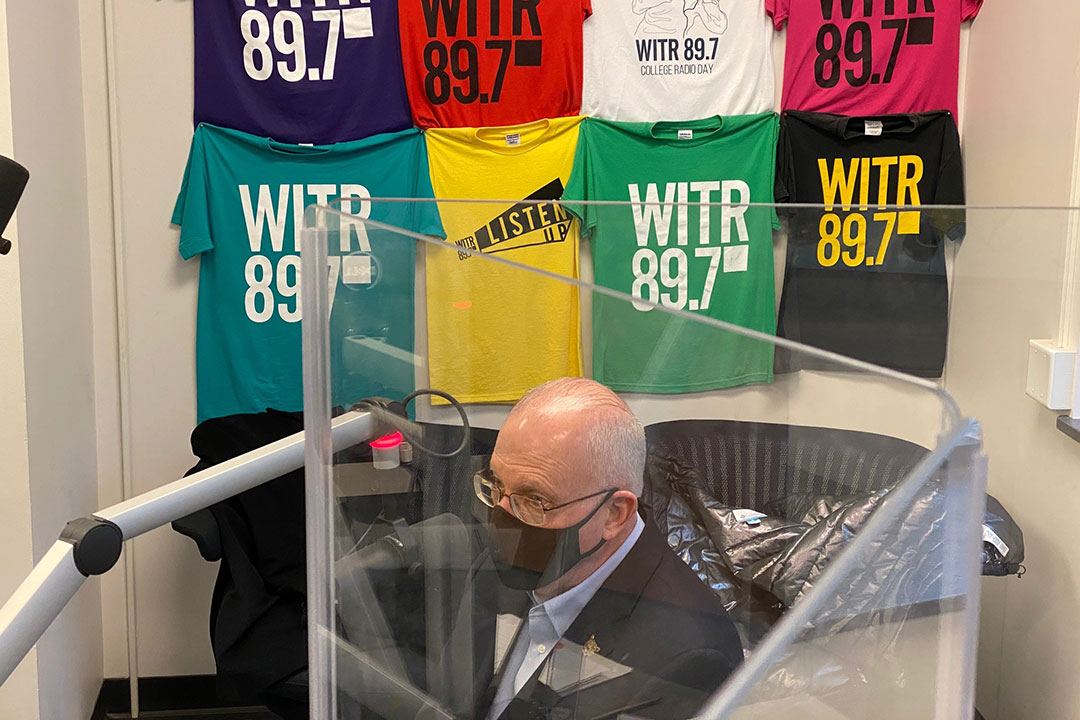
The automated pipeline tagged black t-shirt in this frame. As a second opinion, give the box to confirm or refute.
[775,110,964,378]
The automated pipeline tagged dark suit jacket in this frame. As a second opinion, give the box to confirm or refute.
[478,520,744,720]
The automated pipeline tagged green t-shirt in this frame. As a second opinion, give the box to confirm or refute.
[563,114,779,393]
[172,123,443,422]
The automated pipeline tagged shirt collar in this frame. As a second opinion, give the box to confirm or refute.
[783,110,950,141]
[532,514,646,638]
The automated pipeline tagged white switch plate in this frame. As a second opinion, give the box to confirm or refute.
[1027,339,1076,410]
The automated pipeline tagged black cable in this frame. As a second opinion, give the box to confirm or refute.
[351,389,471,460]
[402,388,471,459]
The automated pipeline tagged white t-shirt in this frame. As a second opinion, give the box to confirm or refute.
[582,0,775,121]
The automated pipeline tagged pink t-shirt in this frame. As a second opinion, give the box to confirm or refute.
[768,0,983,119]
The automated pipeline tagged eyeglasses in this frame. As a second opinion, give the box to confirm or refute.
[473,468,615,527]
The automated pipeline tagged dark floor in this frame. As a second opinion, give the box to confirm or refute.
[105,708,280,720]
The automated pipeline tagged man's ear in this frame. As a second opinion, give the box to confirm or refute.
[602,491,639,539]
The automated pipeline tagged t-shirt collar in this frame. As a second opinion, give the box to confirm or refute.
[647,116,726,146]
[472,118,555,155]
[264,138,339,156]
[837,114,919,140]
[784,110,949,141]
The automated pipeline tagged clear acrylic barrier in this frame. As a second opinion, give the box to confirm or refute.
[300,198,986,720]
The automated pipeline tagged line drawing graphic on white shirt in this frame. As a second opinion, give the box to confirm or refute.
[631,0,728,37]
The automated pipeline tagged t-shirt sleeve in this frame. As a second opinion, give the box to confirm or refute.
[561,122,594,237]
[413,135,446,239]
[773,116,794,206]
[172,126,214,261]
[764,0,788,30]
[767,114,782,230]
[934,120,966,241]
[582,0,592,20]
[962,0,984,22]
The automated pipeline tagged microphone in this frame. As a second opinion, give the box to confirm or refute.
[334,512,482,715]
[0,155,29,256]
[335,513,476,578]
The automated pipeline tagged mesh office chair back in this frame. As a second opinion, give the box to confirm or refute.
[645,420,929,513]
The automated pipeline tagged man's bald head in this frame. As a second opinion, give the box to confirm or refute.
[490,379,645,599]
[502,377,646,497]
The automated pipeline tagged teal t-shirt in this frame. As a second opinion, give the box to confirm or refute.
[563,114,780,393]
[172,124,443,422]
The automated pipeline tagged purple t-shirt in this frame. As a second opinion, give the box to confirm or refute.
[194,0,412,144]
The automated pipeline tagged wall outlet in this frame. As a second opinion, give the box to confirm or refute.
[1027,340,1076,410]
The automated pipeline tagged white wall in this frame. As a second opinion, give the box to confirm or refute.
[0,0,40,713]
[103,0,216,679]
[80,0,131,682]
[953,3,1080,718]
[0,0,107,718]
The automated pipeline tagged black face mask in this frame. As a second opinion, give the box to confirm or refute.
[487,490,616,591]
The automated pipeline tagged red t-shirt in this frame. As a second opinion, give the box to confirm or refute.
[767,0,983,119]
[399,0,591,128]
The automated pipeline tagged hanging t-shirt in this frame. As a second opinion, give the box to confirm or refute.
[399,0,591,128]
[583,0,774,121]
[766,0,983,119]
[563,114,779,393]
[774,110,965,377]
[172,124,443,422]
[193,0,412,144]
[425,117,584,403]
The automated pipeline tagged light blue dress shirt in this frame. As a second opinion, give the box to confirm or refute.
[488,515,646,720]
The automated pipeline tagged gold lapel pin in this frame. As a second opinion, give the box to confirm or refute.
[583,635,600,656]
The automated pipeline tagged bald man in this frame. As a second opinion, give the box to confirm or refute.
[475,378,743,720]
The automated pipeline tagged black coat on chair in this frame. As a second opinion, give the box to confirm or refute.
[173,410,311,707]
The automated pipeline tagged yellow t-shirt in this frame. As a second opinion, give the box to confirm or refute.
[425,117,584,403]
